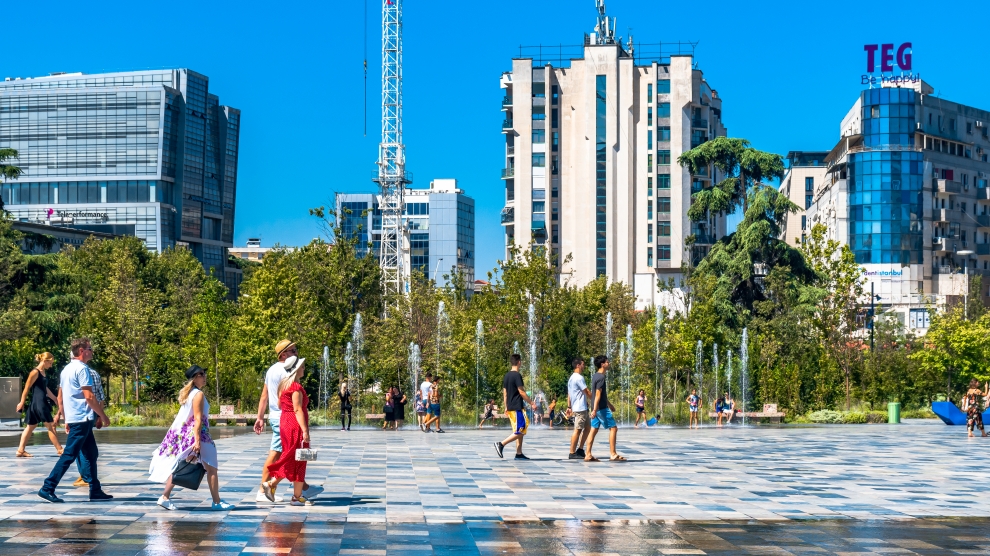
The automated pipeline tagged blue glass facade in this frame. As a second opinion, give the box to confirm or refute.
[0,69,241,293]
[848,88,924,264]
[595,75,607,277]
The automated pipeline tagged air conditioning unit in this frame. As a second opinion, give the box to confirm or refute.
[977,121,985,128]
[916,122,922,130]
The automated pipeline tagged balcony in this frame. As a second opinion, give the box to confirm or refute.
[502,119,513,132]
[693,234,716,245]
[978,214,990,229]
[934,208,960,222]
[500,168,515,179]
[935,179,961,195]
[932,237,955,254]
[506,145,515,156]
[500,207,514,225]
[979,243,990,257]
[502,96,513,109]
[979,187,990,201]
[691,118,708,129]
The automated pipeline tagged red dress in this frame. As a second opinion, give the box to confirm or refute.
[267,382,309,482]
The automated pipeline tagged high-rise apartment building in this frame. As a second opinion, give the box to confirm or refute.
[500,9,727,308]
[0,69,242,293]
[807,80,990,330]
[336,179,476,291]
[779,151,828,246]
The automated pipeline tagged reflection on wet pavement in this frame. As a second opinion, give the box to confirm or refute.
[0,427,255,448]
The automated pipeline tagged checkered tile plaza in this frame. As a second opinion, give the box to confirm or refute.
[1,421,989,554]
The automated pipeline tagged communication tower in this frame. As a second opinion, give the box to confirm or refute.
[373,0,410,302]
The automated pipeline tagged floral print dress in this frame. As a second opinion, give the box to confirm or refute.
[149,388,217,483]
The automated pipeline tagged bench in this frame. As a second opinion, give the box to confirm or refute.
[706,404,785,423]
[365,413,385,421]
[208,413,267,426]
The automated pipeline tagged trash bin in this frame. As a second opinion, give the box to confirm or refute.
[888,401,901,424]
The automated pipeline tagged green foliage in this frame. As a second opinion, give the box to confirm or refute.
[677,137,785,220]
[808,410,844,424]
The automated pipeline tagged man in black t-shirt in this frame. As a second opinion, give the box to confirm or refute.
[586,355,625,462]
[495,354,536,460]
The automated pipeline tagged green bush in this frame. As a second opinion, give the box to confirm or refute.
[902,407,937,419]
[808,410,844,424]
[111,412,147,427]
[843,412,867,424]
[865,411,888,423]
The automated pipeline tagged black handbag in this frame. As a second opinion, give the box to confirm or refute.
[171,459,206,490]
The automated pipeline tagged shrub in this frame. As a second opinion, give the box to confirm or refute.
[111,412,147,427]
[808,410,844,424]
[865,411,888,423]
[902,407,937,419]
[843,412,867,424]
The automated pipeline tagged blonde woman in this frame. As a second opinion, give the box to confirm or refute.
[149,365,233,511]
[15,353,63,457]
[262,357,313,506]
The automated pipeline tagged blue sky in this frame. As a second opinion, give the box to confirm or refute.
[6,0,990,277]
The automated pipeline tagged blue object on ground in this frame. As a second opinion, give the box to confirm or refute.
[930,401,990,425]
[647,417,657,426]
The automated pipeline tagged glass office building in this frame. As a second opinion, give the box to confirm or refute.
[0,69,241,293]
[336,179,475,291]
[848,88,925,265]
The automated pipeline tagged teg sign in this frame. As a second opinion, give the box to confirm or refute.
[862,43,920,86]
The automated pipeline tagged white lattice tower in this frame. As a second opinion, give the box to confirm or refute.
[374,0,409,303]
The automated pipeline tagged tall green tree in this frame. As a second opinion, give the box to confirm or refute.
[677,137,785,219]
[0,148,22,211]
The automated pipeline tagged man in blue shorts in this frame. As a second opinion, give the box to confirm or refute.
[586,355,625,462]
[495,354,536,460]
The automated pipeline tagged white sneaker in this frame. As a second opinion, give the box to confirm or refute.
[256,488,284,503]
[211,500,235,511]
[157,496,176,511]
[301,484,323,499]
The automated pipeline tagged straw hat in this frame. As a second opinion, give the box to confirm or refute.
[274,339,296,357]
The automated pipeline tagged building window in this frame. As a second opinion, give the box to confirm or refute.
[551,85,559,105]
[801,215,806,230]
[551,156,559,175]
[647,224,653,243]
[967,121,973,134]
[533,106,545,120]
[532,201,545,213]
[658,221,671,236]
[659,245,671,260]
[658,174,671,189]
[506,181,514,201]
[551,108,559,128]
[648,130,653,150]
[647,107,653,127]
[532,82,545,98]
[596,75,607,277]
[648,154,653,173]
[658,103,671,117]
[532,189,546,200]
[532,129,546,143]
[552,131,559,152]
[533,153,546,167]
[657,79,670,94]
[805,177,814,191]
[647,83,653,104]
[647,247,653,267]
[658,198,671,213]
[647,200,653,221]
[805,194,812,209]
[647,177,653,197]
[658,126,671,141]
[951,118,956,131]
[658,150,671,165]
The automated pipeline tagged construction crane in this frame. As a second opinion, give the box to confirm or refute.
[373,0,411,304]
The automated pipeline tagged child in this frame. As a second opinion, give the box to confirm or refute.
[687,389,699,429]
[548,397,557,429]
[634,390,647,427]
[479,399,497,428]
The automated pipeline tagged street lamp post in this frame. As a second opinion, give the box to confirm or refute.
[432,257,445,283]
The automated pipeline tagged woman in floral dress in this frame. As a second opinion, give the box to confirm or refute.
[149,365,234,511]
[262,356,313,506]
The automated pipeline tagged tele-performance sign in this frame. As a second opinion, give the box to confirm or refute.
[862,42,920,86]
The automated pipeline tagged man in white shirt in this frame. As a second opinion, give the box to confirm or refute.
[419,373,433,431]
[39,338,112,503]
[567,358,592,460]
[254,339,317,502]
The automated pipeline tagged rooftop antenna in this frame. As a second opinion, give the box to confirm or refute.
[594,0,616,45]
[363,0,368,136]
[374,0,411,310]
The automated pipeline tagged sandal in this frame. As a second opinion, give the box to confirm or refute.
[15,451,33,458]
[584,456,600,462]
[609,455,627,462]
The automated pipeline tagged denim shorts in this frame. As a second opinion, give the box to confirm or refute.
[269,417,282,452]
[429,403,441,417]
[591,408,617,429]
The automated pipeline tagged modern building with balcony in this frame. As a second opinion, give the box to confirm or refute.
[336,179,475,292]
[0,69,242,294]
[499,5,727,309]
[779,151,829,246]
[807,80,990,331]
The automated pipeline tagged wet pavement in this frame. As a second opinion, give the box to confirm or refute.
[0,421,986,554]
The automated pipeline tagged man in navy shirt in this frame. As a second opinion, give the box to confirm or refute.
[495,354,536,460]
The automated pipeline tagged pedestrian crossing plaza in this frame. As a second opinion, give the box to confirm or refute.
[0,421,988,554]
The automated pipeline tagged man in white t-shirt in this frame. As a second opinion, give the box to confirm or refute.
[254,339,317,502]
[567,358,592,460]
[419,373,433,431]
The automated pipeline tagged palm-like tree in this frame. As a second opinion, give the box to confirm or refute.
[0,148,23,210]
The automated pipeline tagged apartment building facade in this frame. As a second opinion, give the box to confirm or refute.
[779,151,828,246]
[807,80,990,330]
[499,16,727,309]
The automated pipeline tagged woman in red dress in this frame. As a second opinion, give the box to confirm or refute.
[261,356,313,506]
